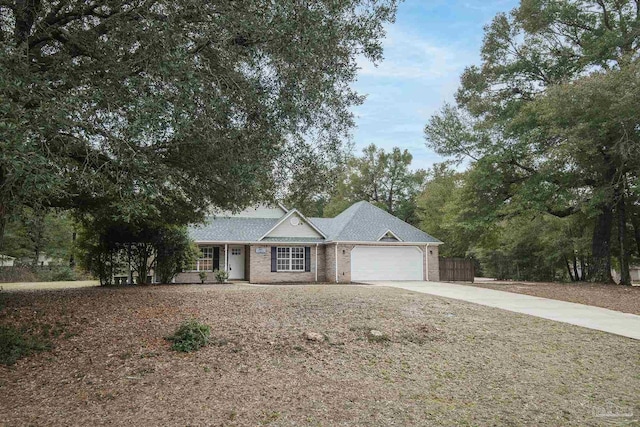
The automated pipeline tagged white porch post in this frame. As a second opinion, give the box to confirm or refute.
[425,244,430,281]
[224,244,228,272]
[315,244,318,282]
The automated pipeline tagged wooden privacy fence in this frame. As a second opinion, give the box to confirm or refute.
[439,257,475,282]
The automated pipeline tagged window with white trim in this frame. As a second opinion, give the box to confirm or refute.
[276,247,305,271]
[192,247,213,271]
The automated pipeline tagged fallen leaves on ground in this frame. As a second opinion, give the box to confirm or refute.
[0,284,638,426]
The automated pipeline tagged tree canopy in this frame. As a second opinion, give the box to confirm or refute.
[323,144,426,225]
[425,0,640,283]
[0,0,398,250]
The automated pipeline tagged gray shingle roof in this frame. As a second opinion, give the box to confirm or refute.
[310,201,442,243]
[189,217,278,242]
[261,237,325,243]
[189,201,442,244]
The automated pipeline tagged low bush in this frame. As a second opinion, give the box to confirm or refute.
[213,269,228,283]
[0,325,51,365]
[166,320,211,352]
[198,271,207,284]
[0,266,88,283]
[0,267,39,283]
[50,267,76,281]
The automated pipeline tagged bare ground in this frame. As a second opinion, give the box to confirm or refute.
[468,280,640,315]
[0,284,638,426]
[0,280,99,292]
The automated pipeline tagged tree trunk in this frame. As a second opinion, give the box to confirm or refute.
[128,243,133,285]
[69,230,76,268]
[565,257,575,281]
[0,212,6,254]
[631,212,640,258]
[616,189,631,286]
[590,204,614,283]
[572,255,579,282]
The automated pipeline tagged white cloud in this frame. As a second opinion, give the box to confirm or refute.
[356,26,473,81]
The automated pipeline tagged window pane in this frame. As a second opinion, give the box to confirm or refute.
[291,259,304,271]
[201,247,213,259]
[277,259,290,271]
[277,247,289,259]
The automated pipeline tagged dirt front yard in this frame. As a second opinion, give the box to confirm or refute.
[0,280,100,292]
[469,280,640,315]
[1,284,638,426]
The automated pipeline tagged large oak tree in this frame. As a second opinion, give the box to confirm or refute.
[0,0,397,249]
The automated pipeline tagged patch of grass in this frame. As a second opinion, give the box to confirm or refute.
[367,330,390,343]
[0,325,51,365]
[166,319,211,352]
[260,410,281,425]
[41,322,66,339]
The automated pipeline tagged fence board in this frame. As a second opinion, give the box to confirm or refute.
[439,257,475,282]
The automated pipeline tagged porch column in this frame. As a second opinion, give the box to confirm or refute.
[315,244,318,282]
[224,244,228,271]
[425,244,429,281]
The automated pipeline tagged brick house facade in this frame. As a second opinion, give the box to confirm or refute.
[174,201,442,284]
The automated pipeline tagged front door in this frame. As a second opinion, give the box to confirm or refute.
[228,245,245,280]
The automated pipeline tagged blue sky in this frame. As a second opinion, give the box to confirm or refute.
[351,0,518,170]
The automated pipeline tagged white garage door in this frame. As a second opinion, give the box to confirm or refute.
[351,246,423,281]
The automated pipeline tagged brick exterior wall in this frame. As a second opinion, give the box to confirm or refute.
[248,244,326,284]
[426,244,440,281]
[335,244,355,283]
[325,243,336,283]
[175,242,441,284]
[175,271,218,284]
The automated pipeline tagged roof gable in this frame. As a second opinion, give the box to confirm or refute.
[378,229,402,242]
[260,209,326,240]
[310,201,442,244]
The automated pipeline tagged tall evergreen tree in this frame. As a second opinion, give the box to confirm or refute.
[426,0,640,283]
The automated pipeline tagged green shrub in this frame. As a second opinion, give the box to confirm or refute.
[166,320,211,352]
[51,267,76,281]
[198,271,207,284]
[0,325,51,365]
[213,269,228,283]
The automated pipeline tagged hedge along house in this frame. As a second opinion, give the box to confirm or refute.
[175,201,442,284]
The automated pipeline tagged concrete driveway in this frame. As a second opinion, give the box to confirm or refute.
[364,281,640,340]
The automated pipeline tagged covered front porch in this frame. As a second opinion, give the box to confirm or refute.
[175,243,250,283]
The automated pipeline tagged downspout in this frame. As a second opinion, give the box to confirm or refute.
[335,243,338,283]
[315,243,318,282]
[425,243,429,281]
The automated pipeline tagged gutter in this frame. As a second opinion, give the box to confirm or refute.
[194,240,443,246]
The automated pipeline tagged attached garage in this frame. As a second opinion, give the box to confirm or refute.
[351,246,423,281]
